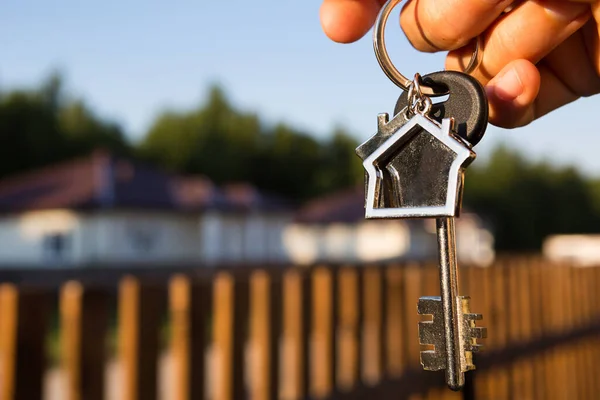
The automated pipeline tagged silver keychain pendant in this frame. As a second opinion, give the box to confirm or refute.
[359,93,474,219]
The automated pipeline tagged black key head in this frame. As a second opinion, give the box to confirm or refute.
[394,71,489,147]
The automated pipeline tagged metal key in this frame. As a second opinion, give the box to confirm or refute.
[395,71,488,390]
[356,70,487,391]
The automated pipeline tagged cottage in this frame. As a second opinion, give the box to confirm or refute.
[283,185,495,266]
[0,150,292,268]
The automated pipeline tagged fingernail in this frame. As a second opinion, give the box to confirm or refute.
[542,0,589,22]
[490,67,523,101]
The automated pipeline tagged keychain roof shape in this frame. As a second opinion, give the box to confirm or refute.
[360,111,475,219]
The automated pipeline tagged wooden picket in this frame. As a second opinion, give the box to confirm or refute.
[0,257,599,399]
[60,282,109,400]
[118,276,166,400]
[0,284,50,400]
[168,274,211,400]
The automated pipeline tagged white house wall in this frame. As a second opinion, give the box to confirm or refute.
[0,208,493,268]
[542,234,600,267]
[0,210,202,267]
[283,220,413,264]
[282,217,495,266]
[199,211,222,263]
[456,218,495,267]
[78,211,199,265]
[0,210,81,266]
[244,213,266,261]
[219,214,244,262]
[355,221,412,262]
[282,225,321,265]
[199,212,292,265]
[264,214,291,263]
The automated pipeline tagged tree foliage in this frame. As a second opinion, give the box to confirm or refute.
[139,84,362,200]
[0,72,130,178]
[464,145,600,250]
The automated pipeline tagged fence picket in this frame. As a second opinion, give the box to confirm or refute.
[385,265,404,378]
[311,267,335,398]
[119,276,165,400]
[169,275,211,400]
[362,266,383,386]
[0,284,51,400]
[337,267,360,392]
[249,270,282,400]
[60,281,109,400]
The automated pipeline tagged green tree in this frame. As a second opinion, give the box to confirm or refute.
[59,100,130,156]
[250,123,322,199]
[140,84,363,200]
[464,145,600,251]
[140,85,261,183]
[0,72,131,178]
[314,126,363,194]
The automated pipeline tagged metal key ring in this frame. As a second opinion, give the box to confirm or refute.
[373,0,483,96]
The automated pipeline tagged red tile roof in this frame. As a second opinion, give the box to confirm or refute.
[294,185,366,223]
[0,150,291,214]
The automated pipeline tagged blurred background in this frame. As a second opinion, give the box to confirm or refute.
[2,2,600,400]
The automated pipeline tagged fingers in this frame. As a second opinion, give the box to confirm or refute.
[544,26,600,97]
[483,56,590,129]
[584,1,600,76]
[484,59,541,128]
[320,0,385,43]
[446,0,590,84]
[400,0,514,52]
[447,1,595,129]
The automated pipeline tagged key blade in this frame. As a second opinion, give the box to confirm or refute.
[417,296,446,371]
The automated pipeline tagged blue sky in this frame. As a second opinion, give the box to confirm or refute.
[3,1,600,176]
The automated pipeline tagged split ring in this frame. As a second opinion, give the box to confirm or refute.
[373,0,483,95]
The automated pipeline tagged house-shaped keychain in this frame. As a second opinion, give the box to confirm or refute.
[356,111,475,219]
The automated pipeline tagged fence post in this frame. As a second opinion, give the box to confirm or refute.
[402,263,422,369]
[362,266,384,386]
[213,272,249,400]
[311,266,336,398]
[169,275,211,400]
[337,266,360,392]
[280,268,309,400]
[119,276,165,400]
[60,281,109,400]
[0,284,51,400]
[385,265,404,378]
[249,270,282,400]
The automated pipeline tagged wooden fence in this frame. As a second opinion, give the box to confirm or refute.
[0,256,599,399]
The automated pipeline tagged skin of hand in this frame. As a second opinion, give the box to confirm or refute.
[319,0,600,129]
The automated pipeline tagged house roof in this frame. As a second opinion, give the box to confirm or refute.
[0,150,291,214]
[294,185,366,224]
[295,183,484,227]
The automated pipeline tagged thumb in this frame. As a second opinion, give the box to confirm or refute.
[484,59,541,128]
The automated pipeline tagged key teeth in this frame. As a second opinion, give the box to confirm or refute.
[470,326,487,339]
[458,296,486,372]
[464,312,483,321]
[466,343,485,353]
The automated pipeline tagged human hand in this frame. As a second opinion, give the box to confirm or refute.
[320,0,599,129]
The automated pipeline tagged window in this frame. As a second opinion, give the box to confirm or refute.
[42,232,71,262]
[126,227,156,253]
